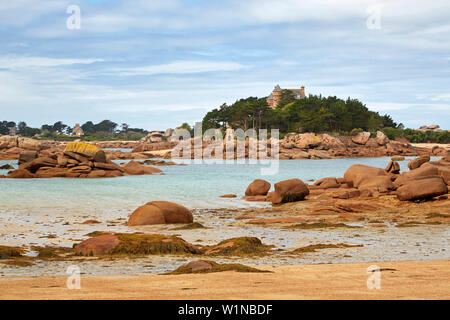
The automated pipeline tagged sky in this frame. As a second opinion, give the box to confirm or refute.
[0,0,449,131]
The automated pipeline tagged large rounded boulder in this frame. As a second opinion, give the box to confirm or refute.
[375,131,389,146]
[358,175,394,194]
[352,132,370,145]
[396,176,447,201]
[122,160,162,175]
[343,164,386,188]
[294,133,321,149]
[269,179,310,204]
[313,177,339,189]
[245,179,271,196]
[393,165,439,188]
[127,201,193,226]
[408,155,430,170]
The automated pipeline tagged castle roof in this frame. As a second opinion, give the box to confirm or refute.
[288,88,306,99]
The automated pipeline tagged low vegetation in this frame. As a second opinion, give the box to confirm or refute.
[167,260,271,275]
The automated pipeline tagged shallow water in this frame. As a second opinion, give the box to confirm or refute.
[0,157,437,211]
[0,156,448,276]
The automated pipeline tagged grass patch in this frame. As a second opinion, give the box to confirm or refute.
[172,222,207,230]
[108,233,201,256]
[202,237,273,256]
[292,243,363,253]
[283,222,360,230]
[396,221,442,227]
[0,245,24,259]
[425,213,450,219]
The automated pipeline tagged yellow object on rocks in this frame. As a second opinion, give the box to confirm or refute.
[64,142,102,158]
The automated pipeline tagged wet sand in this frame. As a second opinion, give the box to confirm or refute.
[0,260,448,299]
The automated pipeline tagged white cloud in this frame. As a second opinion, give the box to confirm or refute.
[367,102,450,112]
[0,56,104,69]
[111,61,244,76]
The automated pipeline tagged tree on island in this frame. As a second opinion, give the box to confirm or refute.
[202,94,401,135]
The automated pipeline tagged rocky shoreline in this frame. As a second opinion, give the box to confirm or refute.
[1,132,448,162]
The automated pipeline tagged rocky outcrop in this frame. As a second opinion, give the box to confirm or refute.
[17,137,42,151]
[122,160,162,175]
[18,151,37,165]
[268,179,310,204]
[2,142,162,179]
[75,233,201,256]
[352,132,370,145]
[313,177,339,189]
[132,141,178,153]
[245,179,271,196]
[417,124,445,132]
[127,201,193,226]
[6,168,35,178]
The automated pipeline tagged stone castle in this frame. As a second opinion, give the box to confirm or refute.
[267,84,306,109]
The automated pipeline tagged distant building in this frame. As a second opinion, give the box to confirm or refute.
[9,126,16,136]
[71,123,84,137]
[267,84,306,109]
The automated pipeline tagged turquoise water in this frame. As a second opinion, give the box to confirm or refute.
[0,157,438,212]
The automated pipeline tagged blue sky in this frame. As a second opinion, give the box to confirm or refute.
[0,0,449,130]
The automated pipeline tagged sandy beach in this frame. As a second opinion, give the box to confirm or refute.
[0,260,448,300]
[415,143,450,151]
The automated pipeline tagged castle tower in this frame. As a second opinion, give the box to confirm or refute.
[300,86,305,98]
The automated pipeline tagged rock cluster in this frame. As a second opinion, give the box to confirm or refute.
[243,178,310,204]
[238,153,449,203]
[278,131,436,159]
[1,142,162,179]
[319,153,450,201]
